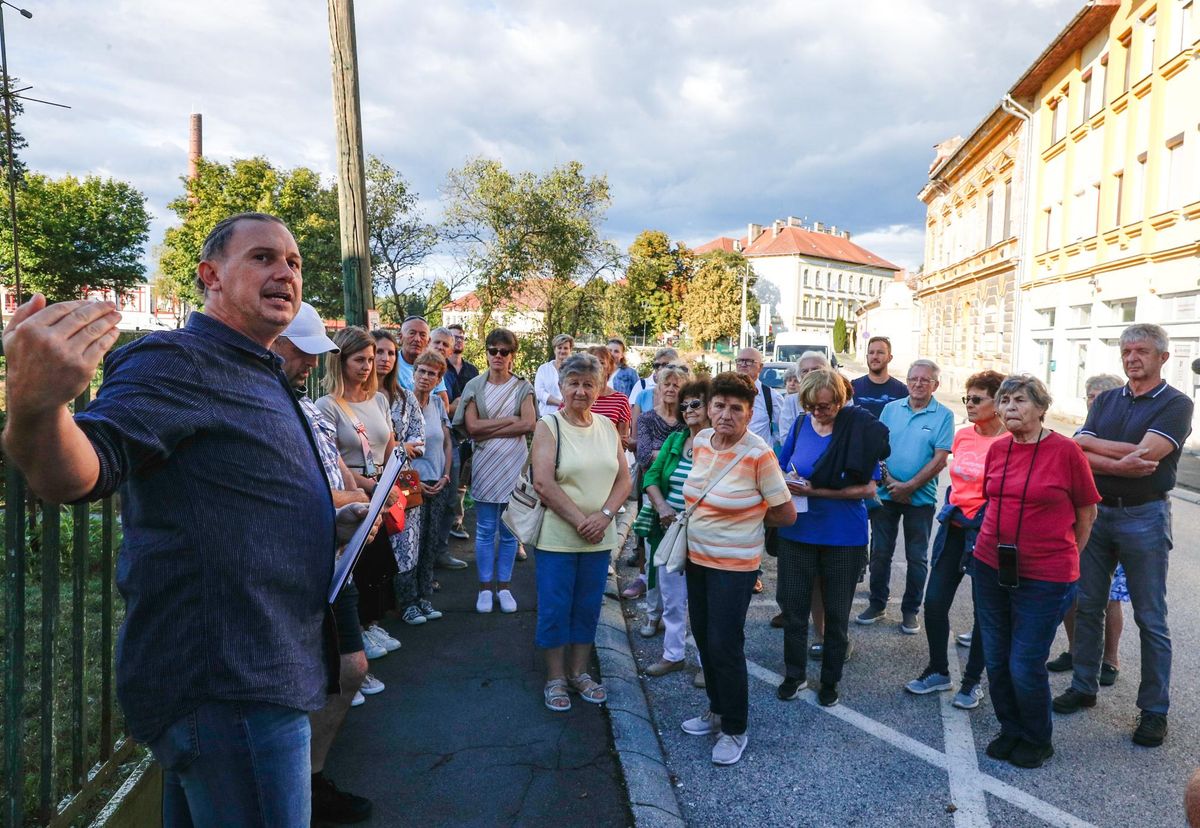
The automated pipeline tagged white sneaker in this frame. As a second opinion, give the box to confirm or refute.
[366,624,401,651]
[351,690,365,707]
[476,590,494,613]
[361,631,387,660]
[712,733,748,765]
[681,710,722,736]
[360,673,385,695]
[497,589,517,613]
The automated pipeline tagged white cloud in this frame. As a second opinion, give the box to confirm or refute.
[850,224,927,272]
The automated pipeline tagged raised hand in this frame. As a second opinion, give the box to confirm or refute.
[3,295,122,419]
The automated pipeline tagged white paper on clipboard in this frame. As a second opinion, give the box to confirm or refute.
[328,447,405,604]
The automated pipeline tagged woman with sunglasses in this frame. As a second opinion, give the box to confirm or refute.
[456,329,537,613]
[904,370,1005,709]
[774,368,889,708]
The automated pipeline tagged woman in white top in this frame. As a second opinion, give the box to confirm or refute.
[534,333,574,417]
[460,328,537,613]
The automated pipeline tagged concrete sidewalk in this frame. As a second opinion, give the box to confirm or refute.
[323,522,632,827]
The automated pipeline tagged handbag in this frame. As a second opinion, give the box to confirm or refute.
[382,489,408,534]
[502,415,560,546]
[654,443,752,574]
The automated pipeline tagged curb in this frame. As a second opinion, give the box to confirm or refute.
[1171,487,1200,506]
[595,575,686,828]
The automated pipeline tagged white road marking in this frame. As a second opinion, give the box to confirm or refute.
[941,631,990,827]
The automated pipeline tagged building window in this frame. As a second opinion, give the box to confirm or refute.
[803,268,810,287]
[1163,290,1198,320]
[1050,100,1064,145]
[1071,303,1093,326]
[1176,0,1195,54]
[1121,31,1133,92]
[1140,12,1157,78]
[1164,133,1184,210]
[1003,180,1013,239]
[1107,298,1137,322]
[1097,54,1109,109]
[1081,71,1093,122]
[984,191,995,247]
[1034,307,1057,328]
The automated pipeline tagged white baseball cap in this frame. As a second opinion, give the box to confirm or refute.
[281,302,339,354]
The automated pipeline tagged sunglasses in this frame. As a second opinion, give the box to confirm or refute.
[680,400,704,412]
[962,395,992,405]
[487,347,513,357]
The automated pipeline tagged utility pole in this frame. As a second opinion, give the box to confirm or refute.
[739,261,749,349]
[0,3,26,304]
[327,0,372,327]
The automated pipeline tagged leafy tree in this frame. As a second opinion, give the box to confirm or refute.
[0,76,28,183]
[623,230,692,339]
[833,316,848,352]
[423,280,452,327]
[442,157,620,359]
[680,250,759,349]
[158,157,343,317]
[365,155,440,313]
[0,173,150,302]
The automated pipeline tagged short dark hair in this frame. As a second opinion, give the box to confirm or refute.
[196,212,288,294]
[965,370,1005,398]
[485,328,518,350]
[676,379,711,420]
[709,371,756,406]
[867,336,892,352]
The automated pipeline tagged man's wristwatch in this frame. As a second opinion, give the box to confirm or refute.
[601,507,615,520]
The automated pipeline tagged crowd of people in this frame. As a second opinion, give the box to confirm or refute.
[2,210,1193,823]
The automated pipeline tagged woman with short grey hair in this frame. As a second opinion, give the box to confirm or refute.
[1084,374,1124,402]
[535,334,575,417]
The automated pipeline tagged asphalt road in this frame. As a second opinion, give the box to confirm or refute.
[620,488,1200,828]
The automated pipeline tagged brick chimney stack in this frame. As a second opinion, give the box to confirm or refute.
[188,113,203,181]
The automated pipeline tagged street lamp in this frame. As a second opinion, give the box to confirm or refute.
[0,0,32,305]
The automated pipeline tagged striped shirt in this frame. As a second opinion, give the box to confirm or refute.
[666,455,692,512]
[470,376,528,503]
[684,429,790,572]
[590,390,632,425]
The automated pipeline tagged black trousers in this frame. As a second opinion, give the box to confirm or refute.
[777,539,865,686]
[686,561,757,736]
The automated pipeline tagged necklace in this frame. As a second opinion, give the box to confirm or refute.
[684,446,694,460]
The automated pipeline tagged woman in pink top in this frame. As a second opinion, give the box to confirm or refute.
[904,371,1006,708]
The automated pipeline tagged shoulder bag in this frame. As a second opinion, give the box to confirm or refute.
[502,415,561,546]
[336,396,422,508]
[655,443,752,574]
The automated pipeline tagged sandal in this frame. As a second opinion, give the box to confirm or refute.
[544,679,571,712]
[567,673,607,704]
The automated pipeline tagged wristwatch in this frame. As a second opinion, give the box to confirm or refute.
[601,507,615,520]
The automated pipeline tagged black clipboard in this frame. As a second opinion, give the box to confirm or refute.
[328,447,405,604]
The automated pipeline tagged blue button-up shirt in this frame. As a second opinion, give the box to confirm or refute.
[878,396,955,507]
[75,312,336,742]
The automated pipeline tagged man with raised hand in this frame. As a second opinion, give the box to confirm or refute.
[2,212,371,826]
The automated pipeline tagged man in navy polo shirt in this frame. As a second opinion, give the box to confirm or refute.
[2,212,373,825]
[1054,324,1193,748]
[857,359,954,634]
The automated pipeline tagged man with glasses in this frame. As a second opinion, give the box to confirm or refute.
[857,359,953,634]
[428,327,470,569]
[734,347,784,448]
[445,324,479,540]
[851,336,908,418]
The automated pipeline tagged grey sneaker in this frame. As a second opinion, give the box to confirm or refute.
[401,605,427,625]
[681,710,721,736]
[956,631,973,648]
[855,605,886,625]
[953,684,985,710]
[711,733,748,765]
[417,599,443,620]
[905,670,952,695]
[435,554,468,570]
[900,612,921,634]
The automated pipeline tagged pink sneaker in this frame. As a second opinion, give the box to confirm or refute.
[620,580,646,600]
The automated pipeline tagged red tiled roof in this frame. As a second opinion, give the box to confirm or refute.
[694,226,900,271]
[443,281,552,313]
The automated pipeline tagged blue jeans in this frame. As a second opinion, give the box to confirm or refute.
[475,501,518,584]
[868,501,935,615]
[974,561,1076,747]
[1072,500,1173,712]
[923,522,985,685]
[148,700,310,827]
[435,443,463,560]
[534,549,610,648]
[686,562,758,736]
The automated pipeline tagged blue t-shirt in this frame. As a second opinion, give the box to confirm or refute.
[878,396,955,506]
[850,375,908,419]
[777,415,877,547]
[396,353,447,395]
[633,385,655,411]
[612,365,639,398]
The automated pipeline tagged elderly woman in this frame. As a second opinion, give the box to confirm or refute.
[317,327,402,683]
[680,372,796,766]
[531,352,632,712]
[1047,373,1130,680]
[973,375,1100,769]
[640,379,710,676]
[623,363,690,603]
[905,370,1006,708]
[775,368,889,708]
[784,366,801,397]
[456,328,537,613]
[534,333,574,417]
[394,351,454,626]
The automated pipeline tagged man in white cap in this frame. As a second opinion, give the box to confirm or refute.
[273,302,375,824]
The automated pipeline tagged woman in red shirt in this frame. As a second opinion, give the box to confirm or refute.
[973,375,1099,769]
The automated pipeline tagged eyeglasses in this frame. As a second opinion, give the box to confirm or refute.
[735,358,759,366]
[805,403,837,414]
[962,395,992,405]
[415,368,441,378]
[486,347,513,357]
[653,361,671,369]
[452,334,465,341]
[680,400,704,412]
[907,377,934,385]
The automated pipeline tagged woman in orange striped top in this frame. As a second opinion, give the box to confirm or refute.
[679,372,795,767]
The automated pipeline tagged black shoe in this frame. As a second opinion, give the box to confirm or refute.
[777,677,807,700]
[1099,662,1119,687]
[1132,711,1167,747]
[770,612,785,629]
[1052,687,1096,714]
[1045,651,1073,672]
[817,682,839,707]
[1009,739,1054,769]
[312,772,372,824]
[985,732,1021,760]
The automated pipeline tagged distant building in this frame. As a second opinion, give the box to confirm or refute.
[1,278,184,332]
[441,283,546,336]
[856,271,920,371]
[694,218,901,339]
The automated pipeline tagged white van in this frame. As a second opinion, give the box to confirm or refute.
[772,330,837,367]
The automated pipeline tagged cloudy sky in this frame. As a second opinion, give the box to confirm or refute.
[12,0,1080,280]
